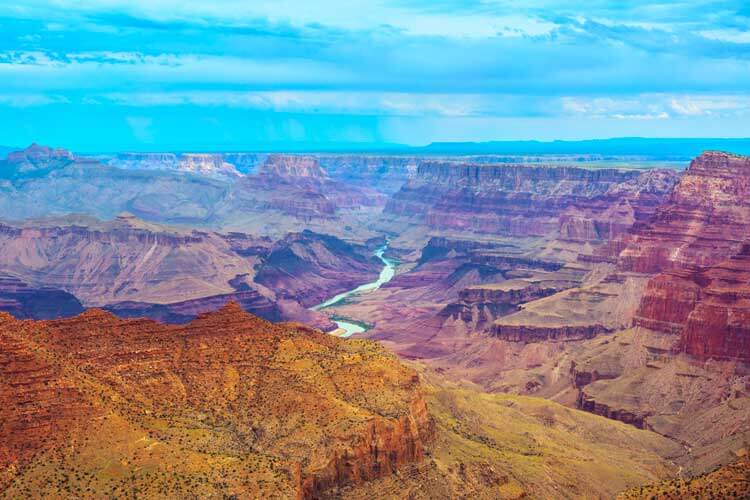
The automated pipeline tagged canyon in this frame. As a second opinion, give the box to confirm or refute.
[2,144,750,497]
[0,213,381,331]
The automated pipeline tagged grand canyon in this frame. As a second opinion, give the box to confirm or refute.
[1,142,749,498]
[4,1,750,498]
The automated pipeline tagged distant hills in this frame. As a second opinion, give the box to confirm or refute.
[8,137,750,158]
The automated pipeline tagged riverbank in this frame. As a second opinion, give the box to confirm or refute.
[311,242,396,337]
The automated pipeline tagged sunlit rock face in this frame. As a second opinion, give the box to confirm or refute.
[0,303,433,498]
[618,151,750,274]
[620,152,750,361]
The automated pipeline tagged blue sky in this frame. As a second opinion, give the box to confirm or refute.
[1,1,749,150]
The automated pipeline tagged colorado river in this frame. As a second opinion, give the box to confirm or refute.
[311,243,396,337]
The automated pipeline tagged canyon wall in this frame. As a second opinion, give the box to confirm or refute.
[0,215,255,306]
[622,152,750,362]
[618,151,750,274]
[384,161,678,240]
[0,215,379,330]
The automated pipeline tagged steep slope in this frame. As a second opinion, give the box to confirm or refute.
[620,152,750,361]
[618,151,750,274]
[0,214,256,306]
[254,230,381,308]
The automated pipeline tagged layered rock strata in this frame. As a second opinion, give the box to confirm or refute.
[623,152,750,362]
[618,152,750,274]
[385,161,678,240]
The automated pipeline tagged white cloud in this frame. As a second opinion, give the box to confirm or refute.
[563,94,750,120]
[670,96,750,116]
[0,93,69,107]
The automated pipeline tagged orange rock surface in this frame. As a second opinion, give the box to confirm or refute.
[0,303,433,498]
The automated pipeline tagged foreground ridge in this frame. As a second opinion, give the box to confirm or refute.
[0,302,433,498]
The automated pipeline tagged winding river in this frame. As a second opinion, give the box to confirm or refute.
[311,243,397,337]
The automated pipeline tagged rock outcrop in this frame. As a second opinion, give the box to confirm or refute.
[623,152,750,361]
[0,304,434,497]
[441,283,568,332]
[576,390,648,429]
[492,323,612,343]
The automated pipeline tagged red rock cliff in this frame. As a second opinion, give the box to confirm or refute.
[623,152,750,362]
[618,151,750,273]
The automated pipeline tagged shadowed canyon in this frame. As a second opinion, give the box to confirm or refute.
[2,144,750,498]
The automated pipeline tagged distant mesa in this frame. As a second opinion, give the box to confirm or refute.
[259,154,329,178]
[4,143,76,173]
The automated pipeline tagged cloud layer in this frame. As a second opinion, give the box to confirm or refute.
[1,1,749,149]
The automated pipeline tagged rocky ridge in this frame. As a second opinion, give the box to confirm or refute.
[0,303,433,498]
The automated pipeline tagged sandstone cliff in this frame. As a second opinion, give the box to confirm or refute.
[623,152,750,362]
[618,151,750,274]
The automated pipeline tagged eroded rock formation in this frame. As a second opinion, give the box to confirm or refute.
[385,161,678,240]
[618,151,750,274]
[254,229,382,308]
[623,152,750,362]
[0,303,434,497]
